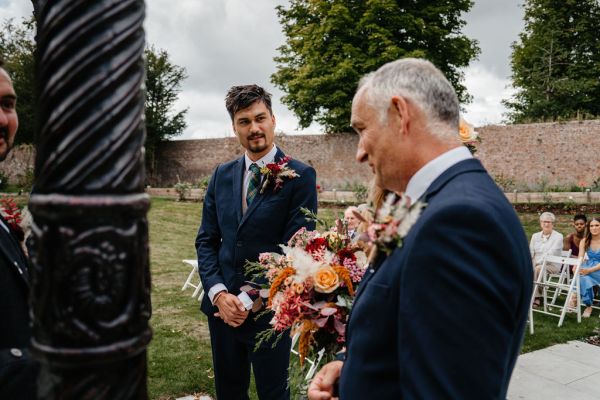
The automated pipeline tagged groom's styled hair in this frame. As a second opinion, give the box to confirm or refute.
[225,84,273,121]
[356,58,460,140]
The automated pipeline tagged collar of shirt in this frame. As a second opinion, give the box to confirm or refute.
[405,146,472,202]
[244,144,278,171]
[242,144,278,212]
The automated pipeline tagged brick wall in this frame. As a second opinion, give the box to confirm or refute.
[3,120,600,189]
[149,133,372,189]
[150,119,600,189]
[476,120,600,189]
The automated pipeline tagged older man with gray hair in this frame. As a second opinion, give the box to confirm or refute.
[530,211,564,307]
[308,58,532,399]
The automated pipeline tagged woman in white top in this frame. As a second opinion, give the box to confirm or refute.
[530,212,564,307]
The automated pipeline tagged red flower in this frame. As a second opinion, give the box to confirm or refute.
[305,237,327,254]
[266,163,282,173]
[337,248,356,264]
[0,197,22,230]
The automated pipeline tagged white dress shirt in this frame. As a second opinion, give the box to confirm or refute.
[208,144,278,304]
[405,146,473,202]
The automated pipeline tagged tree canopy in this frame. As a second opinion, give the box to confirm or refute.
[504,0,600,123]
[271,0,479,133]
[144,46,188,174]
[0,18,188,170]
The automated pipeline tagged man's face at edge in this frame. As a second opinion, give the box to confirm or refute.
[0,67,18,162]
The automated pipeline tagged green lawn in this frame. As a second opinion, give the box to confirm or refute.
[147,198,598,399]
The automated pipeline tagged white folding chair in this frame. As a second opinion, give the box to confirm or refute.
[290,333,326,381]
[181,259,204,301]
[548,250,572,305]
[530,254,582,333]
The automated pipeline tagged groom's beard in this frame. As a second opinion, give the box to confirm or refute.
[247,132,268,154]
[0,126,12,161]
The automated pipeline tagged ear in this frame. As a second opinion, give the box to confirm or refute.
[390,96,410,135]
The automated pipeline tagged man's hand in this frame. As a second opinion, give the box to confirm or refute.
[308,361,343,400]
[214,292,249,327]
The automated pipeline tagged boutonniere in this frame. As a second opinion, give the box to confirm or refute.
[259,156,299,194]
[367,193,426,256]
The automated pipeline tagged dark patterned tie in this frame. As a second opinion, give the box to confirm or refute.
[246,163,261,206]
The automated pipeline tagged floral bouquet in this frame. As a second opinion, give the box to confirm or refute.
[367,193,426,256]
[245,224,369,364]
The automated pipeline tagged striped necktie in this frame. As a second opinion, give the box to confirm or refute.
[246,163,261,206]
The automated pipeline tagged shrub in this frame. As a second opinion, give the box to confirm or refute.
[352,182,368,203]
[174,175,192,201]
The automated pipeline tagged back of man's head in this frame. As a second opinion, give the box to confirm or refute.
[357,58,459,139]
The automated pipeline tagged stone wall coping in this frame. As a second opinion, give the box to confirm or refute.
[142,188,600,205]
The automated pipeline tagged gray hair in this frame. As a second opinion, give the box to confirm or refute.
[539,212,556,222]
[356,58,459,140]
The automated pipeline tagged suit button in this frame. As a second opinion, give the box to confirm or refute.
[236,241,243,247]
[10,348,23,357]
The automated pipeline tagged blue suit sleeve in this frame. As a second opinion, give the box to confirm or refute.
[195,167,225,291]
[397,204,531,398]
[282,166,318,242]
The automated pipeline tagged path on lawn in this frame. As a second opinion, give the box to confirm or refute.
[508,340,600,399]
[176,340,600,400]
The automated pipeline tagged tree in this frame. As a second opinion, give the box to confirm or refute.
[0,18,36,145]
[271,0,479,133]
[505,0,600,123]
[144,46,188,174]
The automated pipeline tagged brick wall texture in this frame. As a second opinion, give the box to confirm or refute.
[2,120,600,189]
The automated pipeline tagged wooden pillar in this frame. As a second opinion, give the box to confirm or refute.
[28,1,151,398]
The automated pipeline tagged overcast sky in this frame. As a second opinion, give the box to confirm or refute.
[0,0,524,139]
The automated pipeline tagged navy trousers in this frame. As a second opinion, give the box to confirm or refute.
[207,313,291,400]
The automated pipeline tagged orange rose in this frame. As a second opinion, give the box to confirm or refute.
[458,118,476,143]
[313,265,340,293]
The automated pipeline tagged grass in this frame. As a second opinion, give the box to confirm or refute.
[147,198,598,399]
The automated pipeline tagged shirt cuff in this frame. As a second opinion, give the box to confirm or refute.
[334,351,346,362]
[208,283,228,304]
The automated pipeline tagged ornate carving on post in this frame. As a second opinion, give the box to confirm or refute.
[28,1,151,398]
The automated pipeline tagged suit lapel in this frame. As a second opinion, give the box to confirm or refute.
[0,215,29,287]
[232,156,244,225]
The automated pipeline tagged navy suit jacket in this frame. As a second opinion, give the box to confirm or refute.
[195,148,317,318]
[0,216,38,399]
[0,216,30,349]
[339,158,532,399]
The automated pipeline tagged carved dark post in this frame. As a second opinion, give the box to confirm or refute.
[28,1,151,398]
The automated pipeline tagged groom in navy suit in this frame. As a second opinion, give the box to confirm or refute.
[196,84,317,399]
[308,59,532,399]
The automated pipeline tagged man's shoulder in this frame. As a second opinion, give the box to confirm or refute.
[285,157,314,174]
[213,157,242,174]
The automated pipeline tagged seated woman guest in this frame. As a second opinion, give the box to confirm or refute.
[564,214,587,258]
[530,212,564,307]
[578,217,600,318]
